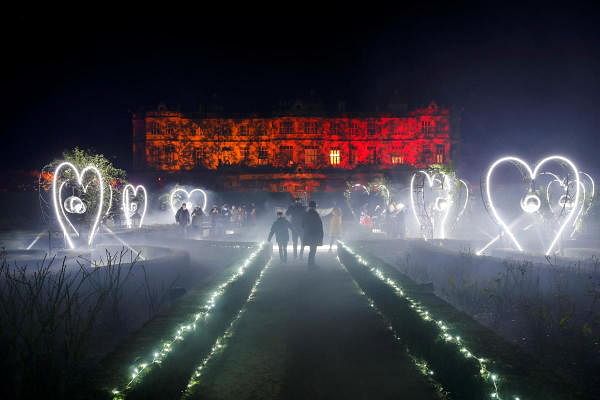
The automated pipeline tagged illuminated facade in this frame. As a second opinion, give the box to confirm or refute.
[132,102,455,192]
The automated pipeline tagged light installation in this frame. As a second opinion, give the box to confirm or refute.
[169,188,207,214]
[52,162,105,249]
[181,258,274,397]
[410,170,468,240]
[338,242,519,400]
[122,184,148,229]
[110,243,268,399]
[479,155,580,256]
[568,172,595,238]
[344,182,392,221]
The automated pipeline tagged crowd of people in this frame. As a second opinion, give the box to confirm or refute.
[175,202,258,236]
[171,196,409,267]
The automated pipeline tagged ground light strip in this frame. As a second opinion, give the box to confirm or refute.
[337,255,448,399]
[110,242,267,399]
[338,242,522,400]
[181,258,274,398]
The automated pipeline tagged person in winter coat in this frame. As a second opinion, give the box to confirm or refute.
[268,211,294,263]
[175,203,191,236]
[328,206,343,252]
[191,206,205,229]
[302,200,324,268]
[286,198,306,259]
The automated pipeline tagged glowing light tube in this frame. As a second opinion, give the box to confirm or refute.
[169,188,207,214]
[122,184,148,229]
[484,155,580,255]
[52,162,104,249]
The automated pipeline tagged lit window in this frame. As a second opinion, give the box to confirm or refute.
[239,124,249,135]
[329,149,341,165]
[435,144,445,163]
[391,155,404,165]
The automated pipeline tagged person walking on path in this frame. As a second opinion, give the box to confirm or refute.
[328,206,343,252]
[175,203,191,236]
[302,200,324,268]
[268,211,294,263]
[286,198,306,259]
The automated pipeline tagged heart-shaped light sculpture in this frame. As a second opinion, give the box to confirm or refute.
[410,171,467,240]
[122,184,148,228]
[483,155,580,256]
[52,162,105,249]
[169,188,207,214]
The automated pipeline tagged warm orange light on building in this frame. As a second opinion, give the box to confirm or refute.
[132,102,455,192]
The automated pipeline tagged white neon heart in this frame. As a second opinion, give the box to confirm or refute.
[52,162,105,249]
[169,188,207,214]
[122,184,148,228]
[484,155,580,255]
[456,179,469,223]
[410,171,453,240]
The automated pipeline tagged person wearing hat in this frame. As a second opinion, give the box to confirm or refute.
[302,200,324,268]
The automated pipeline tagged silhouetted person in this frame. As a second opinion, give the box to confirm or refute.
[302,200,324,268]
[286,198,306,258]
[268,211,294,263]
[175,203,191,236]
[191,206,205,229]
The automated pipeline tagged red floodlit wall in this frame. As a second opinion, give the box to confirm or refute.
[132,103,452,173]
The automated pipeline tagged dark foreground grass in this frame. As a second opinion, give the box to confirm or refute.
[90,244,272,399]
[338,244,583,400]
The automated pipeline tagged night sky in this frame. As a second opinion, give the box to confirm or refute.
[2,6,600,180]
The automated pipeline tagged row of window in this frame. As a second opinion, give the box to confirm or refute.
[148,120,438,136]
[149,145,445,166]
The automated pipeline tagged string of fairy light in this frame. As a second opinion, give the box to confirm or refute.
[110,242,268,400]
[181,258,274,398]
[338,242,522,400]
[337,255,449,398]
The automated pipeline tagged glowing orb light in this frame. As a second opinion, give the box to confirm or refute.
[122,184,148,229]
[481,155,580,256]
[434,197,449,211]
[169,188,207,214]
[64,196,86,214]
[52,162,105,249]
[558,194,574,210]
[520,193,541,213]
